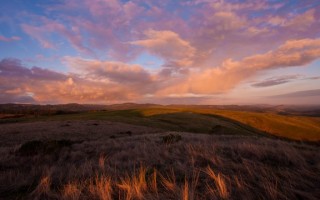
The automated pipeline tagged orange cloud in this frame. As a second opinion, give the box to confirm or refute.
[157,38,320,95]
[63,56,154,85]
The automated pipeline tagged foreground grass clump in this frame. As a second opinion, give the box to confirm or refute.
[0,124,319,200]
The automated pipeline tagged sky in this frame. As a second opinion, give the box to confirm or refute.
[0,0,320,105]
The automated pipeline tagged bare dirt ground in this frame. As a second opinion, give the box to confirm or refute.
[0,120,319,199]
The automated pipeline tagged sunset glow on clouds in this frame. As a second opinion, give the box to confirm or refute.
[0,0,320,104]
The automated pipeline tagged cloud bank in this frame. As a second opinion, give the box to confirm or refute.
[0,59,138,104]
[2,37,320,104]
[1,0,320,104]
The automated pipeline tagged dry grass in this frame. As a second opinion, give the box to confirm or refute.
[89,175,113,200]
[182,177,189,200]
[160,169,177,192]
[205,166,229,199]
[117,167,147,200]
[0,120,319,199]
[30,175,54,199]
[62,182,81,200]
[138,107,320,141]
[149,169,158,194]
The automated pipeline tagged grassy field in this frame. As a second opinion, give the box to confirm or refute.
[203,109,320,141]
[1,106,320,141]
[138,106,320,141]
[0,105,320,199]
[0,120,319,200]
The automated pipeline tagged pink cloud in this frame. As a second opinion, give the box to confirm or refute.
[0,35,21,42]
[21,19,93,55]
[19,0,319,66]
[130,30,196,68]
[183,1,320,66]
[280,9,315,29]
[1,36,320,104]
[0,58,139,104]
[157,38,320,95]
[21,24,56,49]
[9,1,320,104]
[63,56,154,85]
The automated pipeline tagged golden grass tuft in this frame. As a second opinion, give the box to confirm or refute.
[205,166,229,199]
[31,175,52,199]
[160,169,177,192]
[149,169,158,194]
[117,166,147,200]
[89,175,113,200]
[182,177,189,200]
[62,182,81,200]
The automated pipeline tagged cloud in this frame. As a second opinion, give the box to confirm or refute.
[19,0,320,68]
[252,74,320,88]
[157,38,320,95]
[305,76,320,80]
[63,56,153,85]
[3,1,320,104]
[21,0,148,60]
[130,29,196,68]
[251,75,301,87]
[0,93,36,104]
[21,24,56,49]
[0,58,139,104]
[1,34,320,104]
[233,38,320,70]
[0,35,20,42]
[21,20,93,55]
[0,59,66,81]
[275,9,316,29]
[270,89,320,98]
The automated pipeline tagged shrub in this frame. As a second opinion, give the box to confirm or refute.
[161,134,182,144]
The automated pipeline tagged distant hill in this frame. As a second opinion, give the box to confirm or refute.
[1,103,320,141]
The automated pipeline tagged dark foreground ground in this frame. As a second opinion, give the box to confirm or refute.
[0,120,319,200]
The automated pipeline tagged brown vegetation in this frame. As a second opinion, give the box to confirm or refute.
[0,120,319,199]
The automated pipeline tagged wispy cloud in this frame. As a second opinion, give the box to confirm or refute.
[251,75,301,87]
[304,76,320,80]
[252,74,320,88]
[270,89,320,98]
[0,35,20,42]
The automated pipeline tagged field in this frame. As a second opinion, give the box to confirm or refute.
[0,104,319,199]
[2,105,319,141]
